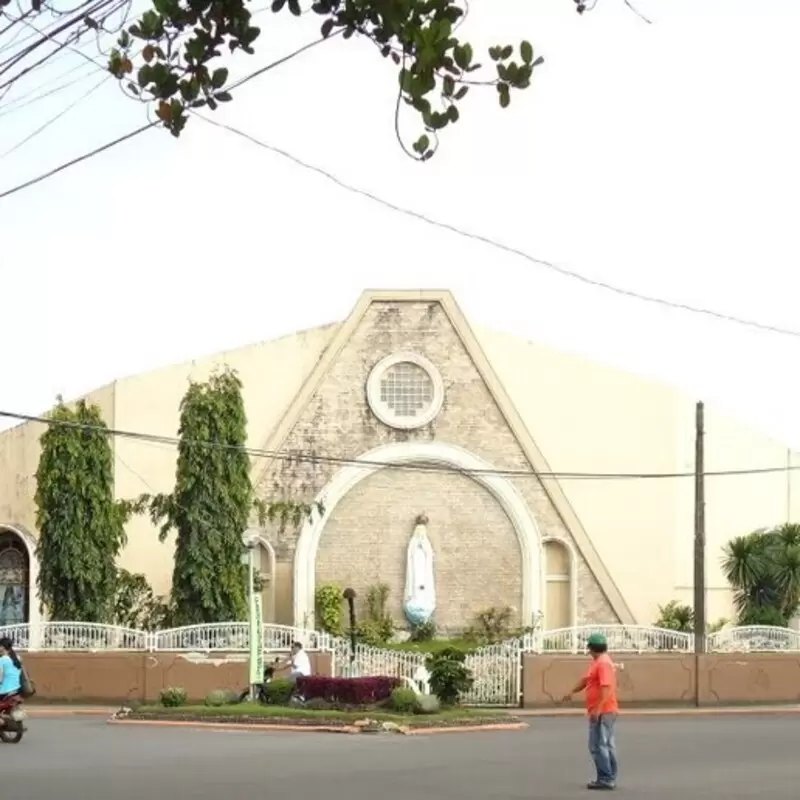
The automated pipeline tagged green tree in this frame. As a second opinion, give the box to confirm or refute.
[139,367,317,625]
[35,400,129,622]
[721,524,800,626]
[114,568,172,630]
[100,0,541,158]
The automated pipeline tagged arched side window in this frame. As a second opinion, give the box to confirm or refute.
[544,539,572,631]
[0,531,29,627]
[254,540,276,624]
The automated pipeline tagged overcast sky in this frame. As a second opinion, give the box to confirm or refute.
[2,0,800,458]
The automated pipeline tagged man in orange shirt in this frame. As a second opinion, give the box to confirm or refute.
[561,633,619,791]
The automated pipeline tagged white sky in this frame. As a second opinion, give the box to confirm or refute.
[2,0,800,456]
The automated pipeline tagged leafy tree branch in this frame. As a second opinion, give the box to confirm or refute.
[104,0,541,159]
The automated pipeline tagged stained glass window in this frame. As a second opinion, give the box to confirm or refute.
[0,534,27,627]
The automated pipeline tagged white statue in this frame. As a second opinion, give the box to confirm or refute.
[403,514,436,626]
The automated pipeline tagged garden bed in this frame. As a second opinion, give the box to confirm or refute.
[118,703,523,731]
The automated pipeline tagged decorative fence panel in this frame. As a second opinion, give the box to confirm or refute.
[524,625,693,654]
[2,622,799,706]
[706,625,800,653]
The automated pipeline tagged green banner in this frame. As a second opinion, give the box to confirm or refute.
[249,593,264,685]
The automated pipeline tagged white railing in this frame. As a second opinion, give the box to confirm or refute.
[2,621,799,656]
[706,625,800,653]
[524,624,693,653]
[151,623,250,652]
[0,622,148,651]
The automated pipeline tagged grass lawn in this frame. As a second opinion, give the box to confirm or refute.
[129,703,518,727]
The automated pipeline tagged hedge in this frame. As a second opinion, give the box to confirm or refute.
[296,675,401,705]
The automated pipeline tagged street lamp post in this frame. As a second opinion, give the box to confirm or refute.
[343,588,357,672]
[241,536,259,702]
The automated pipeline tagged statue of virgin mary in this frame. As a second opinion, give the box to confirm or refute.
[403,514,436,626]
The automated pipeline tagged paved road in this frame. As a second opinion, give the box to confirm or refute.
[3,715,797,798]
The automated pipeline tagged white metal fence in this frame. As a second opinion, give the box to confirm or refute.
[2,622,799,706]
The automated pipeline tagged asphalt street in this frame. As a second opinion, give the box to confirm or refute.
[2,715,797,799]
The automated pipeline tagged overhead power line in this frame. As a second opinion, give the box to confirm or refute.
[195,112,800,341]
[0,121,154,199]
[0,408,797,482]
[1,26,798,340]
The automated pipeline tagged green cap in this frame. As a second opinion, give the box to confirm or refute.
[587,633,607,647]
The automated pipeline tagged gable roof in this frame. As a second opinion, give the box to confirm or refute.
[257,289,635,624]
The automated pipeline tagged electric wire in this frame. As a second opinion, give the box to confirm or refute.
[0,72,109,157]
[0,408,797,482]
[2,15,799,340]
[194,112,800,341]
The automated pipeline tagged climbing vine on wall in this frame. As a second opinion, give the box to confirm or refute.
[138,368,321,625]
[35,400,130,622]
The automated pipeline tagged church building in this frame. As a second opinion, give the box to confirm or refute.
[1,289,798,634]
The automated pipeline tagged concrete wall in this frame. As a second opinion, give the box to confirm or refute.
[24,651,333,704]
[522,653,800,708]
[481,326,800,626]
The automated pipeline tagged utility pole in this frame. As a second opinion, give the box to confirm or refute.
[694,401,706,657]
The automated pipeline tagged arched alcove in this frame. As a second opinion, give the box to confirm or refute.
[0,529,30,626]
[293,441,544,627]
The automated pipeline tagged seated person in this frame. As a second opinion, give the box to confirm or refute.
[277,641,312,685]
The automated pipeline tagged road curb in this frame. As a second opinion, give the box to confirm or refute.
[107,718,363,734]
[106,718,529,735]
[27,707,116,718]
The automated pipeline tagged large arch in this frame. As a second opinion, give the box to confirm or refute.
[0,524,42,635]
[293,441,544,627]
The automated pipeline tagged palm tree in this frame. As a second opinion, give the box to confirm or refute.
[721,524,800,625]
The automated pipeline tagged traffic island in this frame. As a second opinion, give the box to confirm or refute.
[108,704,528,735]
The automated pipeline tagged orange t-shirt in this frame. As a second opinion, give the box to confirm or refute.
[585,654,619,715]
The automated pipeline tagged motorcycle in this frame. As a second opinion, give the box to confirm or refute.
[0,694,26,744]
[237,659,279,704]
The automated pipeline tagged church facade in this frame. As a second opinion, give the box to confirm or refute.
[2,290,799,634]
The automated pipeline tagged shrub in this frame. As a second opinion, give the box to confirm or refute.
[296,675,401,706]
[654,600,694,633]
[464,606,515,644]
[263,678,294,705]
[409,620,437,642]
[425,647,474,706]
[389,686,418,713]
[315,583,344,636]
[205,689,236,707]
[159,687,188,707]
[414,694,441,715]
[357,584,394,646]
[739,604,788,627]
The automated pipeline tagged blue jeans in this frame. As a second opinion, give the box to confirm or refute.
[588,713,618,786]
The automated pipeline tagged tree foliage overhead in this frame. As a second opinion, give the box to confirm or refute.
[35,399,129,622]
[103,0,541,158]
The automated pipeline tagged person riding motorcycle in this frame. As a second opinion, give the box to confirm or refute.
[0,637,22,701]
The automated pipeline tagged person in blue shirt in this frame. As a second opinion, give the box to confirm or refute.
[0,636,22,699]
